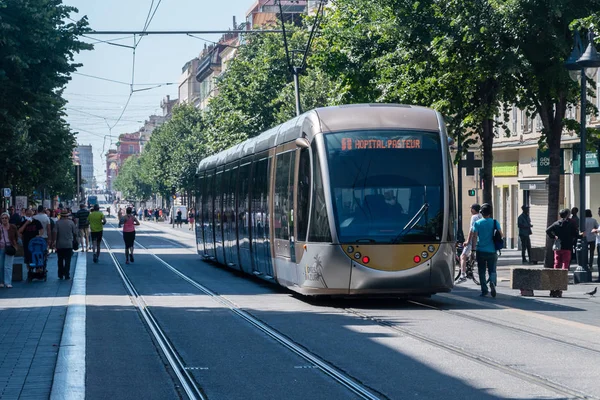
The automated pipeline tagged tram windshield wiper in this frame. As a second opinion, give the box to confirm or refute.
[392,203,429,243]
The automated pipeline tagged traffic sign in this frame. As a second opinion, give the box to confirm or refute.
[2,188,11,197]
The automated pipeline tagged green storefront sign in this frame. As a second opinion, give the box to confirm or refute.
[573,150,600,174]
[537,149,565,175]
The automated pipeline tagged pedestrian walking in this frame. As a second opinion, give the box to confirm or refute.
[74,203,91,251]
[176,208,183,228]
[546,208,580,296]
[584,209,598,270]
[592,207,600,281]
[465,203,503,297]
[154,209,159,223]
[122,207,140,264]
[518,205,533,264]
[0,213,18,288]
[571,207,580,263]
[459,204,482,282]
[55,210,78,280]
[18,209,43,267]
[188,209,195,231]
[33,205,51,244]
[89,204,106,263]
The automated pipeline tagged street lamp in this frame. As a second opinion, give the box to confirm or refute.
[565,29,600,282]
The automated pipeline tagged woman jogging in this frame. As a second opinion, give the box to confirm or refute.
[122,207,140,264]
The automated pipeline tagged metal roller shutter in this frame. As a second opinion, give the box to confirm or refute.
[529,190,548,247]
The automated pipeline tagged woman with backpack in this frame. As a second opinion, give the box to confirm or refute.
[465,203,503,298]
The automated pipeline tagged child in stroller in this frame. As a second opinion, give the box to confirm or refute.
[28,235,48,282]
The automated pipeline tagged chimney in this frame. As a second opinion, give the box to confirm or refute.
[233,16,237,30]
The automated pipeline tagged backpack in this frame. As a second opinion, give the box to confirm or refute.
[493,219,504,253]
[28,237,47,268]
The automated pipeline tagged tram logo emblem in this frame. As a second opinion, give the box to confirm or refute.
[305,254,328,288]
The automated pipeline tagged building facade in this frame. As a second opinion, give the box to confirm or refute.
[106,149,118,191]
[456,76,600,250]
[246,0,307,27]
[75,145,94,190]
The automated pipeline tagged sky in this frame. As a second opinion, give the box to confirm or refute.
[63,0,257,187]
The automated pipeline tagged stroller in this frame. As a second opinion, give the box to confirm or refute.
[27,237,48,282]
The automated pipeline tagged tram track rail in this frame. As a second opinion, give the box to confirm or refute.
[106,221,598,399]
[103,223,383,400]
[102,237,208,400]
[342,306,598,400]
[408,298,600,355]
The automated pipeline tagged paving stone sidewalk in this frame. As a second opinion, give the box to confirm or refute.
[0,252,76,399]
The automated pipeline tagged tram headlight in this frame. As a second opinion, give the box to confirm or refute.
[428,245,435,253]
[421,251,428,259]
[347,246,354,253]
[354,252,361,259]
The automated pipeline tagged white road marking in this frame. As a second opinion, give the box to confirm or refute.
[51,253,87,399]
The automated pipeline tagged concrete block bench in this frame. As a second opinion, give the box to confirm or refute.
[510,267,568,297]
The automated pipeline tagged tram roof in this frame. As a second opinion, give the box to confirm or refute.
[198,104,440,171]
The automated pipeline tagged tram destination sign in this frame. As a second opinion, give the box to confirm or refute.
[341,137,422,150]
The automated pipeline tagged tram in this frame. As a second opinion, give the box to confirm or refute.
[194,104,456,296]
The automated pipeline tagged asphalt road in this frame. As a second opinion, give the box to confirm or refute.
[81,219,600,400]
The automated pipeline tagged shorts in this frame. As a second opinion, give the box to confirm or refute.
[461,243,472,257]
[123,231,136,248]
[91,231,103,242]
[79,226,90,238]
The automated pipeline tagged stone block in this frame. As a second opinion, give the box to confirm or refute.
[510,267,568,291]
[530,247,546,263]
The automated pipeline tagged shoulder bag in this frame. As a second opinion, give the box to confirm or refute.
[3,228,16,256]
[493,219,504,253]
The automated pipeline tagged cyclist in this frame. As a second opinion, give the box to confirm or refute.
[89,204,106,263]
[459,203,482,282]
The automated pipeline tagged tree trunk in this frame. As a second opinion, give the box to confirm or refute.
[543,100,566,268]
[481,118,494,206]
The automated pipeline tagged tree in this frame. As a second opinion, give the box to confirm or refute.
[0,0,91,195]
[113,156,152,201]
[317,0,518,205]
[143,104,206,196]
[495,0,600,266]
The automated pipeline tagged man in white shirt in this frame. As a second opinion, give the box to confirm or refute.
[32,205,51,241]
[459,204,482,282]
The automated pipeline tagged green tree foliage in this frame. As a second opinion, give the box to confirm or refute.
[0,0,91,196]
[204,25,335,154]
[317,0,519,205]
[113,155,152,201]
[143,104,206,195]
[493,0,600,265]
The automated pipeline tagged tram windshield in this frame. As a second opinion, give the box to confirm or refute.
[324,130,444,243]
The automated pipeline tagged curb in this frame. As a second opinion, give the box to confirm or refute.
[50,252,86,399]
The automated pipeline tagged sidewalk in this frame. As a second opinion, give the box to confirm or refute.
[0,252,77,399]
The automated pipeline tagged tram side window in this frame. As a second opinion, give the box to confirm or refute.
[308,142,332,242]
[196,174,203,225]
[274,152,292,240]
[237,162,251,246]
[204,171,214,242]
[296,148,311,242]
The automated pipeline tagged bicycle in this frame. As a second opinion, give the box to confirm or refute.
[455,243,480,285]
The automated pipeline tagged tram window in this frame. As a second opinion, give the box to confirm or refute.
[204,170,214,244]
[214,171,223,230]
[274,152,292,240]
[252,157,270,239]
[297,148,311,241]
[238,162,251,247]
[308,141,332,242]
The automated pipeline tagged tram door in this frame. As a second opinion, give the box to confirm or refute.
[224,164,239,268]
[195,172,205,255]
[237,160,253,273]
[203,170,216,259]
[251,153,273,278]
[273,148,296,260]
[214,167,225,265]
